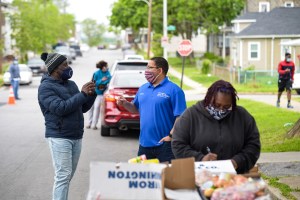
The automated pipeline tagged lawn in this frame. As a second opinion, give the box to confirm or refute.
[168,57,278,93]
[186,99,300,152]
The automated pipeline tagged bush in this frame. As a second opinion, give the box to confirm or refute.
[151,33,163,57]
[202,52,219,62]
[201,59,212,74]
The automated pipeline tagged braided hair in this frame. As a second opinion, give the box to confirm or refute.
[204,80,239,110]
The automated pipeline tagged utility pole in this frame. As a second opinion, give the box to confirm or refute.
[163,0,167,60]
[136,0,152,59]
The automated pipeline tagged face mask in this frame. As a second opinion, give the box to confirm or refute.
[102,67,107,72]
[61,66,73,80]
[206,105,232,120]
[286,58,291,62]
[145,70,160,84]
[13,60,18,65]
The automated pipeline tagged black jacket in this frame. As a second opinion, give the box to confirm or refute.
[38,74,96,139]
[172,100,261,174]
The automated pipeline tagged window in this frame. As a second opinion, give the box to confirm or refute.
[284,1,294,7]
[248,42,260,60]
[259,2,270,12]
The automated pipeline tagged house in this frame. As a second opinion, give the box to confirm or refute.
[230,6,300,71]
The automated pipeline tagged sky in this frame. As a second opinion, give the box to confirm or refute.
[66,0,117,24]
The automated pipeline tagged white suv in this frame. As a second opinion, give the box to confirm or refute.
[110,60,149,75]
[293,72,300,94]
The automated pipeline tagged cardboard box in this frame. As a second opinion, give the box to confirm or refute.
[162,157,198,200]
[86,157,199,200]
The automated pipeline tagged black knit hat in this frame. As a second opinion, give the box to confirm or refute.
[41,52,67,74]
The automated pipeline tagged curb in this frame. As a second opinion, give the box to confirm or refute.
[265,184,287,200]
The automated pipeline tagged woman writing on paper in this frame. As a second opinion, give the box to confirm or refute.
[171,80,261,174]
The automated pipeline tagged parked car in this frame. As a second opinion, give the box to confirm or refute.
[27,57,46,75]
[3,64,33,85]
[70,44,83,57]
[69,48,76,60]
[110,60,149,75]
[54,46,72,64]
[97,44,106,50]
[100,70,147,136]
[108,44,118,50]
[121,43,132,51]
[124,55,144,60]
[293,72,300,94]
[81,43,90,52]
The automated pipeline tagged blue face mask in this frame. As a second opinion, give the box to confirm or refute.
[206,105,232,120]
[61,66,73,80]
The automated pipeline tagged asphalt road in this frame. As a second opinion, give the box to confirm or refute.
[0,48,141,200]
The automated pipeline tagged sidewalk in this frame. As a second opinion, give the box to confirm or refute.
[169,66,300,112]
[169,66,300,199]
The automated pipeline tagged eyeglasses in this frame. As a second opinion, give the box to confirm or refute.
[146,66,159,69]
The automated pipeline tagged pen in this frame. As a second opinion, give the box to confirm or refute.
[206,146,211,154]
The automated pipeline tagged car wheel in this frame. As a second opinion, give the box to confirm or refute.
[101,125,110,136]
[296,89,300,95]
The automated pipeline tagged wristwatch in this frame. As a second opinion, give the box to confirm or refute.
[168,133,172,138]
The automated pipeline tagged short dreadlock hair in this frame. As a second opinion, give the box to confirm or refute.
[204,80,239,110]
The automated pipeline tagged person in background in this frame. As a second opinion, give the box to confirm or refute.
[277,52,295,108]
[9,58,21,100]
[86,60,111,130]
[172,80,261,174]
[117,57,186,163]
[38,52,96,200]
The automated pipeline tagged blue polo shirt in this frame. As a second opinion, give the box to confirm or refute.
[133,77,186,147]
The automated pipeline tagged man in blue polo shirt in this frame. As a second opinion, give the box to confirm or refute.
[117,57,186,162]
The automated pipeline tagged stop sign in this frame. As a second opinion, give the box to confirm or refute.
[177,40,193,57]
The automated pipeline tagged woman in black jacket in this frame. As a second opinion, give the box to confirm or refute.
[172,80,261,174]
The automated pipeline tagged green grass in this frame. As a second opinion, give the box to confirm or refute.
[187,99,300,152]
[168,74,193,90]
[262,174,300,200]
[168,57,278,93]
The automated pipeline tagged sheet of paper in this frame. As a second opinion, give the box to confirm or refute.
[164,188,202,200]
[195,160,237,174]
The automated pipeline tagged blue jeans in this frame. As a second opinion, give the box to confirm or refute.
[11,79,19,99]
[47,138,82,200]
[138,142,174,163]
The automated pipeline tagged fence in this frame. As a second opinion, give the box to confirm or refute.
[212,64,278,85]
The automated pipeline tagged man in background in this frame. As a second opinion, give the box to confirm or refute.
[9,58,21,100]
[277,52,295,108]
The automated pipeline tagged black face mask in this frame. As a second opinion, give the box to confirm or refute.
[60,66,73,80]
[206,105,232,120]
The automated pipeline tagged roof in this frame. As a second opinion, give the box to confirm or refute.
[235,7,300,37]
[234,12,267,21]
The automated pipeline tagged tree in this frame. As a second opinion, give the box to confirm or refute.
[10,0,75,59]
[110,0,148,38]
[286,119,300,138]
[81,19,106,47]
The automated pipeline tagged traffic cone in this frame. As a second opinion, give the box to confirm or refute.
[8,86,16,105]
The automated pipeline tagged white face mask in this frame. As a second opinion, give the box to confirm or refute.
[13,60,18,65]
[286,58,291,62]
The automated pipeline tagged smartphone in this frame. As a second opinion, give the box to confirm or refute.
[91,74,96,83]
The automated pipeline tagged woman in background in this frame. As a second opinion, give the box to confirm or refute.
[86,60,111,130]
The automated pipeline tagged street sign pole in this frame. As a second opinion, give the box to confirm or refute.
[177,40,193,89]
[180,56,186,88]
